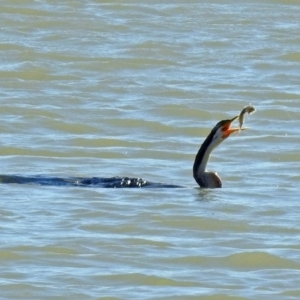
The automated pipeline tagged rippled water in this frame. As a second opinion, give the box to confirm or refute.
[1,1,300,299]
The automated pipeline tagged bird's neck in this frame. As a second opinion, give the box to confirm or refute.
[193,132,223,187]
[193,137,215,174]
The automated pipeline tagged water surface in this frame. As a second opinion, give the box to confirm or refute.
[1,1,300,299]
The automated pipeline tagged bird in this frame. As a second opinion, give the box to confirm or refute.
[193,115,241,188]
[0,111,252,189]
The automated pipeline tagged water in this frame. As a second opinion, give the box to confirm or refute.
[1,1,300,299]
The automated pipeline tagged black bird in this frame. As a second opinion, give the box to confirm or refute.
[0,114,250,189]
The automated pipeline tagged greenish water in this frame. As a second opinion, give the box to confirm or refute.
[1,1,300,299]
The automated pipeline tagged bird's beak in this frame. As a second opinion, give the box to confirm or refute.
[222,115,242,139]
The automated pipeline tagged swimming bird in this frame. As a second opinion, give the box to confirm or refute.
[193,116,241,188]
[0,109,253,189]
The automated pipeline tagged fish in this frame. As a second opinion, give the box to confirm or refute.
[239,105,256,129]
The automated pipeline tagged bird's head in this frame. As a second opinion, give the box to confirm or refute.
[209,115,241,148]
